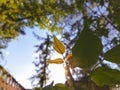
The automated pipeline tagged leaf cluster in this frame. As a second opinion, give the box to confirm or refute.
[0,0,120,89]
[47,33,120,89]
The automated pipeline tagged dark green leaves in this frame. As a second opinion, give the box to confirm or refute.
[42,82,70,90]
[92,44,120,86]
[104,45,120,64]
[92,67,120,86]
[71,29,103,68]
[53,83,70,90]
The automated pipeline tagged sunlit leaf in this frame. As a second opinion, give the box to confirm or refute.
[66,53,72,61]
[42,81,54,90]
[53,36,65,54]
[72,29,103,68]
[92,67,120,86]
[104,45,120,64]
[47,58,64,64]
[0,0,6,4]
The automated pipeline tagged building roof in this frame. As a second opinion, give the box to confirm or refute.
[0,65,26,90]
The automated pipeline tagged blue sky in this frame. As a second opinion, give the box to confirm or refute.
[0,27,66,89]
[0,27,48,88]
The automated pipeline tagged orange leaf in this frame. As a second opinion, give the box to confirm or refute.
[66,53,72,61]
[47,58,64,64]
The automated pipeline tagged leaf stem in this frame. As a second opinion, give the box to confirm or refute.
[65,62,76,90]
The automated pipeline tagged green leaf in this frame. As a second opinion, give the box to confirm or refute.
[47,58,64,64]
[104,45,120,64]
[53,36,65,54]
[92,67,120,86]
[71,29,103,68]
[0,0,6,4]
[34,87,42,90]
[42,81,54,90]
[53,83,70,90]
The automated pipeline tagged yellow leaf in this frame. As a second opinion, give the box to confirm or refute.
[66,53,72,61]
[53,36,65,54]
[47,58,64,64]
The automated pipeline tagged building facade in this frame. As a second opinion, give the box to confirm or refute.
[0,65,25,90]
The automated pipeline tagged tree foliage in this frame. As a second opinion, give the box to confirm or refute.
[0,0,120,47]
[0,0,67,49]
[38,35,120,90]
[0,0,120,90]
[33,1,120,90]
[31,34,52,88]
